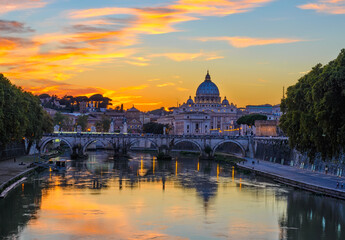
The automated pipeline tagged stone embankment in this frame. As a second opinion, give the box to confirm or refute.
[0,158,39,198]
[237,158,345,200]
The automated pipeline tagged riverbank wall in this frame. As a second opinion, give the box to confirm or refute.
[253,139,345,177]
[236,162,345,200]
[0,155,45,199]
[0,141,26,161]
[0,166,40,198]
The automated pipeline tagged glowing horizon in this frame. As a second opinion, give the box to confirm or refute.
[1,0,344,110]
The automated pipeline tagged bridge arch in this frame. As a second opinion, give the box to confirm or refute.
[212,140,246,157]
[129,138,159,151]
[172,139,203,154]
[40,137,73,154]
[82,139,111,154]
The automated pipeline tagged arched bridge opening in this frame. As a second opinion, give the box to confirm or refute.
[212,140,246,157]
[83,139,112,154]
[129,139,159,152]
[40,138,73,155]
[171,140,203,155]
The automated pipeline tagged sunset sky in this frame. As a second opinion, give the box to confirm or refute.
[1,0,345,110]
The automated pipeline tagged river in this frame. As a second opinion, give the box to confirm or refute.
[0,151,344,240]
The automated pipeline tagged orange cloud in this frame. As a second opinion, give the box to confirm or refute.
[147,78,160,82]
[1,0,274,103]
[195,36,304,48]
[16,78,144,107]
[298,0,345,14]
[176,87,189,91]
[120,84,148,91]
[150,51,223,61]
[157,82,175,87]
[173,0,273,16]
[0,0,47,15]
[134,102,163,106]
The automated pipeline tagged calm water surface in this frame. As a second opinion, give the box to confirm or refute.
[0,152,344,240]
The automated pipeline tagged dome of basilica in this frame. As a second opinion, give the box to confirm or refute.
[196,71,220,97]
[186,96,194,105]
[222,97,229,105]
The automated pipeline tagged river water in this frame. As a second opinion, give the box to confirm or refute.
[0,151,344,240]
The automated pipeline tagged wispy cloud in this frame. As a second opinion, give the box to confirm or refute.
[147,78,160,82]
[157,82,175,87]
[1,0,274,98]
[0,0,48,15]
[195,36,305,48]
[176,87,189,91]
[257,78,268,83]
[298,0,345,14]
[299,70,311,74]
[134,102,163,106]
[0,20,34,33]
[150,51,223,61]
[18,77,145,106]
[120,84,148,91]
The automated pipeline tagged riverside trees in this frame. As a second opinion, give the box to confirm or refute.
[280,49,345,160]
[236,114,267,126]
[0,74,53,154]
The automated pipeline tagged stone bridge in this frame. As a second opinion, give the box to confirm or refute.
[39,133,288,158]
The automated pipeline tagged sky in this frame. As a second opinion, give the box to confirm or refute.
[1,0,345,110]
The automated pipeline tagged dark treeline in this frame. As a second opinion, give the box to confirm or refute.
[143,122,169,134]
[236,114,267,126]
[0,74,53,157]
[280,49,345,160]
[40,93,117,112]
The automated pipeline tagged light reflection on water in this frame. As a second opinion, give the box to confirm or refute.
[0,151,345,240]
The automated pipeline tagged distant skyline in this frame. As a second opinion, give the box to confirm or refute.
[1,0,345,110]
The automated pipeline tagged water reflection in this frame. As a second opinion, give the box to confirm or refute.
[280,191,345,240]
[0,151,344,240]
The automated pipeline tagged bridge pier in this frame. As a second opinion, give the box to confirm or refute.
[157,145,172,160]
[71,144,87,159]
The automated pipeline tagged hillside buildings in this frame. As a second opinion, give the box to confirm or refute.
[41,71,283,136]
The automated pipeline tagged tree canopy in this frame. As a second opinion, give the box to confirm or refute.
[0,74,53,153]
[95,115,111,132]
[143,122,169,134]
[77,115,89,131]
[236,114,267,126]
[280,49,345,159]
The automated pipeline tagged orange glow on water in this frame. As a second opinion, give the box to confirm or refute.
[217,164,220,181]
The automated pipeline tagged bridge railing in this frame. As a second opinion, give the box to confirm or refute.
[42,132,252,140]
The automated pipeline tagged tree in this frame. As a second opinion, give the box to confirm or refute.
[236,114,267,126]
[53,112,65,129]
[77,115,89,131]
[280,49,345,160]
[143,122,168,134]
[0,74,28,145]
[0,74,53,155]
[95,115,111,132]
[22,91,53,153]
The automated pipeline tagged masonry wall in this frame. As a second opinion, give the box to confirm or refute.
[254,139,345,177]
[0,141,26,161]
[254,140,292,164]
